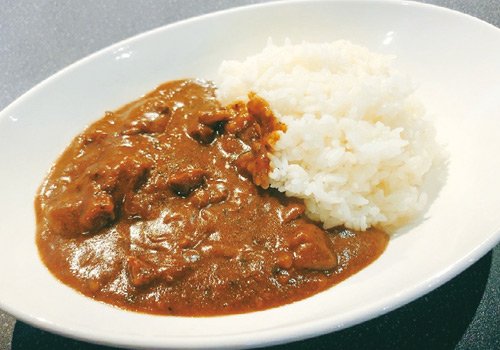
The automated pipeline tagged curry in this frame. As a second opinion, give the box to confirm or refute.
[36,79,388,316]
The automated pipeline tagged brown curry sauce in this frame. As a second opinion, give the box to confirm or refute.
[35,79,388,316]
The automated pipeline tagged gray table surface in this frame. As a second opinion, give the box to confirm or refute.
[1,1,499,349]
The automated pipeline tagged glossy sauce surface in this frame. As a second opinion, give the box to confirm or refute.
[36,80,388,316]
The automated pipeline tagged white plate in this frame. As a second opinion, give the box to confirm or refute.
[1,0,499,349]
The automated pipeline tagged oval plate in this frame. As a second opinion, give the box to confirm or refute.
[1,0,499,349]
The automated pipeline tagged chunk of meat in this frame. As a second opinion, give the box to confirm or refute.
[46,156,151,237]
[198,110,232,126]
[46,202,84,237]
[288,223,337,270]
[47,181,115,237]
[237,124,261,145]
[79,191,115,232]
[188,122,215,144]
[275,251,293,269]
[107,157,152,198]
[187,109,232,144]
[235,150,271,189]
[225,103,253,135]
[247,93,286,138]
[281,202,306,224]
[122,192,160,220]
[232,95,286,189]
[168,169,208,196]
[190,180,229,208]
[127,256,158,287]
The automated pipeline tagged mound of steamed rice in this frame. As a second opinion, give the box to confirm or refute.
[216,40,440,232]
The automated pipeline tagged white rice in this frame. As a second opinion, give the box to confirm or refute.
[216,40,440,232]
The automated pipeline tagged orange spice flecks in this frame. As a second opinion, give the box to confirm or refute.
[231,93,286,189]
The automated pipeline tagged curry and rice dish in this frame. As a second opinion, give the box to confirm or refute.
[35,41,440,316]
[36,79,388,315]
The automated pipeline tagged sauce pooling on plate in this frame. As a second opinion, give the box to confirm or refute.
[36,79,388,316]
